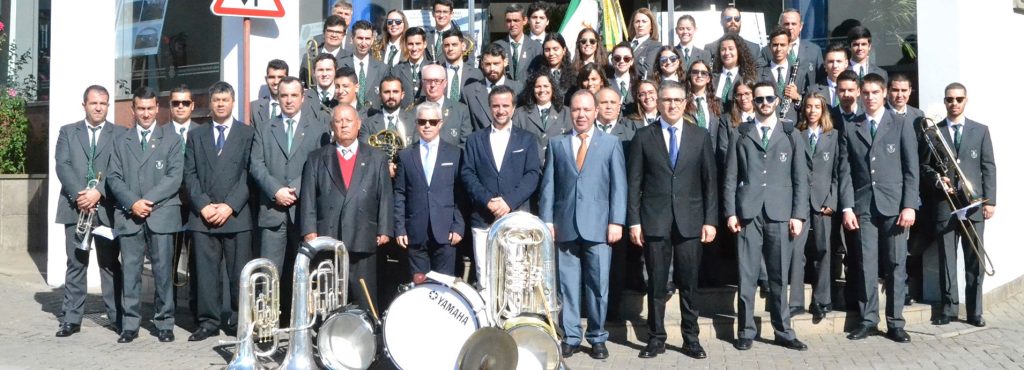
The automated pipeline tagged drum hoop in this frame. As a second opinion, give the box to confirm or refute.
[318,307,377,370]
[381,282,482,368]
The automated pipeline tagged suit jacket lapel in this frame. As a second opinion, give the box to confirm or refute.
[560,135,578,174]
[411,142,428,185]
[481,129,500,173]
[959,120,975,158]
[499,129,520,175]
[96,122,116,158]
[527,108,544,132]
[674,125,697,173]
[76,121,91,157]
[745,124,764,152]
[855,118,873,146]
[255,100,268,124]
[650,124,672,170]
[140,126,163,164]
[324,146,345,192]
[874,111,894,143]
[200,126,220,168]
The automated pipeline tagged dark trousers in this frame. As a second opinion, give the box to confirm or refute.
[408,233,456,276]
[643,224,701,344]
[194,230,252,331]
[938,218,985,318]
[790,212,833,309]
[848,214,907,329]
[347,252,379,314]
[736,211,795,341]
[60,224,123,329]
[121,226,176,331]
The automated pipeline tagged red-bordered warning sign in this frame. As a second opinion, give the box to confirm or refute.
[210,0,285,19]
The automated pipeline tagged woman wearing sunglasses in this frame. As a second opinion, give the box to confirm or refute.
[571,28,608,74]
[529,33,575,101]
[372,9,409,67]
[514,71,571,159]
[608,42,639,109]
[652,46,684,84]
[685,60,723,148]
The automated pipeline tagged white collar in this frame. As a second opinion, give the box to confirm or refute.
[490,124,512,134]
[509,34,526,45]
[212,118,233,129]
[172,120,191,131]
[86,121,105,131]
[353,54,371,67]
[429,96,446,107]
[537,102,552,111]
[754,115,777,130]
[420,136,440,147]
[633,35,650,44]
[488,76,507,88]
[336,140,358,153]
[136,123,156,135]
[573,125,595,138]
[282,110,302,123]
[865,109,885,123]
[721,66,739,76]
[659,117,683,130]
[947,117,966,126]
[770,60,790,71]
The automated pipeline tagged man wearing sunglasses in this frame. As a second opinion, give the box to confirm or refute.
[723,81,809,352]
[838,73,918,343]
[394,102,465,277]
[704,7,761,65]
[494,4,541,82]
[166,85,201,322]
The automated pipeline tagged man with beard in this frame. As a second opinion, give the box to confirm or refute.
[704,6,761,62]
[463,43,524,131]
[362,77,416,146]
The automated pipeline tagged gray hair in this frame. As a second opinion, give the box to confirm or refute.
[415,101,443,119]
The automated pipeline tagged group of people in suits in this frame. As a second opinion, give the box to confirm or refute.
[51,1,996,365]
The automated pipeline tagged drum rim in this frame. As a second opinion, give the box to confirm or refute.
[381,282,482,369]
[317,308,377,370]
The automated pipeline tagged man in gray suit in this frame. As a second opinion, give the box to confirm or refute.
[426,0,456,62]
[250,59,288,127]
[758,9,823,70]
[392,27,430,107]
[924,83,996,327]
[723,81,809,351]
[360,77,417,146]
[107,86,184,343]
[888,73,927,306]
[493,4,542,82]
[540,90,626,360]
[757,28,815,121]
[300,15,352,89]
[54,85,126,338]
[340,20,389,111]
[847,26,887,82]
[250,77,328,271]
[811,43,851,110]
[420,64,473,147]
[839,73,918,343]
[463,43,524,131]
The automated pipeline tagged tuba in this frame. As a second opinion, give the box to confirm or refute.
[226,258,281,370]
[920,118,995,276]
[367,129,405,162]
[486,212,563,369]
[76,172,102,251]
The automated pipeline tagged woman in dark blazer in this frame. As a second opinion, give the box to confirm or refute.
[529,33,575,99]
[513,71,571,159]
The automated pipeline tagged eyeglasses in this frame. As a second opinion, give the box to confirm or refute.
[170,100,192,107]
[423,78,446,85]
[386,19,404,26]
[753,96,778,105]
[659,55,679,64]
[417,118,442,126]
[579,38,597,45]
[612,55,633,63]
[689,70,710,77]
[723,15,741,22]
[324,29,345,36]
[660,97,685,105]
[944,96,965,104]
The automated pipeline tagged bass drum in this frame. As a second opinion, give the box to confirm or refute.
[504,316,562,370]
[383,282,486,370]
[317,306,377,370]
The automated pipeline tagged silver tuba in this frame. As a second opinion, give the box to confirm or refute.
[486,212,563,369]
[227,258,281,370]
[76,172,102,251]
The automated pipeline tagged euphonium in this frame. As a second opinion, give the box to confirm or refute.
[76,172,102,251]
[278,237,349,370]
[226,258,280,370]
[367,129,405,162]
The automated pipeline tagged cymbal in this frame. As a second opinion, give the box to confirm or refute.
[456,327,518,370]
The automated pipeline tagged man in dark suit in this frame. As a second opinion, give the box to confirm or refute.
[847,26,887,82]
[440,28,485,102]
[340,20,389,111]
[811,43,851,110]
[832,70,864,129]
[463,43,524,131]
[888,73,927,306]
[300,104,394,312]
[54,85,126,338]
[361,77,417,146]
[392,27,430,107]
[302,54,339,114]
[838,73,918,343]
[539,90,626,360]
[107,86,184,343]
[250,77,328,271]
[923,83,996,327]
[757,28,815,121]
[674,15,713,70]
[628,81,717,359]
[594,88,638,150]
[250,59,288,127]
[331,66,370,120]
[165,85,202,322]
[300,16,352,88]
[460,85,541,287]
[394,102,465,276]
[420,64,473,147]
[184,82,256,342]
[426,0,456,63]
[704,7,761,65]
[723,82,809,351]
[758,9,823,70]
[493,4,541,82]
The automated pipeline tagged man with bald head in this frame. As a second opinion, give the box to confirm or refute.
[300,104,394,311]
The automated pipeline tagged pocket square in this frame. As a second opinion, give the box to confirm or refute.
[441,162,454,166]
[512,149,525,153]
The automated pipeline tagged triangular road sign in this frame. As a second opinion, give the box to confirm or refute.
[210,0,286,19]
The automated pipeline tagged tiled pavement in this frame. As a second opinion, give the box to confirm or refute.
[1,250,1022,369]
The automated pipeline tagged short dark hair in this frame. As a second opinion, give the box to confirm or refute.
[132,86,158,103]
[169,84,191,96]
[315,53,338,69]
[753,81,777,97]
[279,76,303,89]
[433,0,454,11]
[83,85,109,102]
[352,20,373,33]
[208,81,235,99]
[836,70,859,85]
[489,85,516,105]
[945,82,967,95]
[324,15,347,32]
[824,42,851,60]
[335,66,356,81]
[380,75,403,91]
[888,73,912,89]
[860,73,886,90]
[527,1,551,18]
[266,59,289,75]
[441,27,463,41]
[481,42,506,60]
[405,26,427,41]
[768,27,790,43]
[847,25,872,43]
[506,4,525,16]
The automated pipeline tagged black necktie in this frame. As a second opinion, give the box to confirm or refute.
[140,129,150,152]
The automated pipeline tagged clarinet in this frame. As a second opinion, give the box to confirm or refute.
[778,57,801,118]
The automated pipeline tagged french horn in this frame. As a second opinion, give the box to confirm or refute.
[368,129,405,162]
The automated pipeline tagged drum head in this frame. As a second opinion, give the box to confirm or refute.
[318,308,376,370]
[383,283,481,370]
[456,327,518,370]
[507,324,561,370]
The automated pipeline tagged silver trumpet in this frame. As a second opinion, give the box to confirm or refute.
[76,172,102,251]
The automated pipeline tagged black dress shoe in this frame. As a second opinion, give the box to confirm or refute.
[638,341,666,358]
[55,323,81,337]
[887,328,911,343]
[790,306,807,316]
[966,316,987,327]
[733,338,753,350]
[157,329,175,342]
[681,341,707,359]
[821,304,833,313]
[810,304,827,323]
[847,325,878,340]
[188,327,218,342]
[589,342,609,359]
[117,330,139,343]
[933,316,951,325]
[560,342,581,358]
[774,337,808,351]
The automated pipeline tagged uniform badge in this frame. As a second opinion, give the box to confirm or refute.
[450,128,458,137]
[971,150,978,159]
[444,108,450,117]
[887,144,896,154]
[155,160,164,170]
[822,152,830,161]
[779,152,788,162]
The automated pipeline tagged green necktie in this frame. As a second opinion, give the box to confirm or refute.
[722,72,734,102]
[449,65,461,101]
[286,118,295,153]
[511,41,520,76]
[695,97,707,128]
[776,67,786,96]
[387,45,398,66]
[179,127,187,156]
[788,47,797,66]
[540,108,550,129]
[858,65,865,81]
[831,88,838,107]
[630,39,639,51]
[683,47,691,65]
[761,126,770,149]
[870,119,878,138]
[619,81,628,101]
[88,126,100,179]
[270,101,279,118]
[387,115,396,131]
[810,131,818,153]
[140,129,150,152]
[599,123,611,132]
[953,124,962,152]
[434,33,443,61]
[358,61,367,109]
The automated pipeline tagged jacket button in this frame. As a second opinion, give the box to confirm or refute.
[762,183,767,187]
[871,156,876,161]
[870,169,875,174]
[762,170,767,174]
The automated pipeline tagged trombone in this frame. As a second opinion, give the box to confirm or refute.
[920,118,995,276]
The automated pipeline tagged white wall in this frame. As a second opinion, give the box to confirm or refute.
[221,5,301,121]
[47,0,117,287]
[918,0,1024,293]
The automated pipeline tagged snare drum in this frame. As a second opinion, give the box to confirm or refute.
[505,316,561,370]
[317,306,377,370]
[383,282,488,370]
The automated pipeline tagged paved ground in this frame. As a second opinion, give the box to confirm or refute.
[2,249,1023,369]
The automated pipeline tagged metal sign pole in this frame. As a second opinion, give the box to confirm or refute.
[243,17,251,125]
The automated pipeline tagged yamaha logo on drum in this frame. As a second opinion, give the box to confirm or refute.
[429,289,469,325]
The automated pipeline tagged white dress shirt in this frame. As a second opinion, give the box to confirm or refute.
[420,137,439,184]
[136,123,155,145]
[172,120,191,143]
[754,116,778,141]
[529,32,546,43]
[850,60,870,76]
[86,122,105,145]
[382,108,407,140]
[354,54,371,79]
[336,140,359,160]
[212,119,234,145]
[770,61,791,84]
[659,118,683,152]
[716,66,740,98]
[571,126,595,163]
[489,124,512,171]
[947,117,966,139]
[385,39,402,66]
